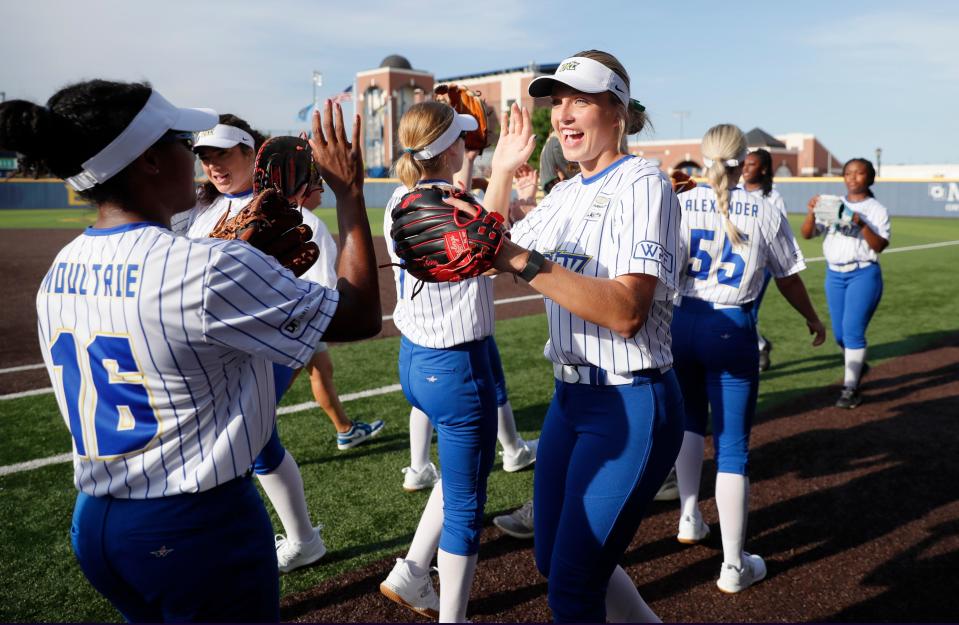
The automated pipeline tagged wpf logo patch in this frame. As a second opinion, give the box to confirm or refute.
[632,241,674,272]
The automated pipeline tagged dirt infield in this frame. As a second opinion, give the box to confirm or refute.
[0,230,539,394]
[280,335,959,623]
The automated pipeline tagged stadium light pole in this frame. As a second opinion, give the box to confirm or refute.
[875,147,882,178]
[673,110,691,139]
[312,71,323,108]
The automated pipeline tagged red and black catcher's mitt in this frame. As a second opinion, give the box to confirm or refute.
[390,186,505,283]
[253,136,317,199]
[209,188,319,276]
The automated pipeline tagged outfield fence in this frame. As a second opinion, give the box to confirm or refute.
[3,177,959,218]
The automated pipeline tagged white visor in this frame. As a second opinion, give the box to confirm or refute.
[65,90,217,191]
[528,56,630,107]
[411,113,478,161]
[193,124,256,151]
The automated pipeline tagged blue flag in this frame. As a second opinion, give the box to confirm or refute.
[297,102,315,122]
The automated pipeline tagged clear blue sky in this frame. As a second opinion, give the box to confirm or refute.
[2,0,956,164]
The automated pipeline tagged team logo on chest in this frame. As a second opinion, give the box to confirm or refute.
[585,194,613,221]
[544,250,592,274]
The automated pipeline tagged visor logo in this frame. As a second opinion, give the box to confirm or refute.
[558,61,580,72]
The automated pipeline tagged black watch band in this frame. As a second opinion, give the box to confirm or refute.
[518,249,546,282]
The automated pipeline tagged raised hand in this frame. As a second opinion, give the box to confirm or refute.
[309,100,363,198]
[490,102,537,175]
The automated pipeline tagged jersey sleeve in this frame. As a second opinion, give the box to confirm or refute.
[607,173,681,288]
[200,241,339,367]
[764,212,807,278]
[298,210,338,289]
[860,201,891,241]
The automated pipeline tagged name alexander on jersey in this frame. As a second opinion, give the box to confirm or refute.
[683,194,761,217]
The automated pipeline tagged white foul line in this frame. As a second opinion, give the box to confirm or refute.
[0,363,46,374]
[2,238,957,401]
[0,383,406,477]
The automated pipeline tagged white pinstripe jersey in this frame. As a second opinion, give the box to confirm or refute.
[37,223,338,498]
[384,184,496,349]
[510,156,681,373]
[816,196,891,268]
[677,185,805,304]
[179,192,339,289]
[747,186,786,215]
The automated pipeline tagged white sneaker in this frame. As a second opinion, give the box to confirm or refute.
[401,462,440,492]
[677,513,710,544]
[379,558,439,618]
[501,439,538,472]
[493,500,534,539]
[654,466,679,501]
[717,553,767,593]
[276,525,327,574]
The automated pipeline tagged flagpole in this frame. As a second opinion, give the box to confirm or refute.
[313,71,323,110]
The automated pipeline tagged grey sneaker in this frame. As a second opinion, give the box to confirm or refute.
[759,337,772,372]
[717,552,767,593]
[379,558,439,618]
[654,466,679,501]
[401,462,439,492]
[501,439,538,472]
[276,525,327,574]
[493,500,534,539]
[337,419,385,450]
[835,386,862,409]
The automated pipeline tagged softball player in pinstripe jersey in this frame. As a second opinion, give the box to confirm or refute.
[471,50,687,622]
[742,149,784,370]
[671,124,825,594]
[380,101,536,623]
[181,116,383,573]
[4,84,379,621]
[801,158,890,409]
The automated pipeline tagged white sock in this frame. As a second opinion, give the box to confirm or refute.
[844,347,866,388]
[715,472,748,569]
[497,400,522,456]
[437,549,477,623]
[409,407,434,472]
[406,481,444,575]
[256,451,315,543]
[675,432,705,520]
[606,565,660,623]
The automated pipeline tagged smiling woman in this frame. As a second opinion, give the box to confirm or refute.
[474,50,685,622]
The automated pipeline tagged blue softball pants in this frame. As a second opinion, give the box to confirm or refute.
[399,335,498,556]
[672,297,759,476]
[487,336,509,406]
[825,263,883,349]
[71,476,279,622]
[533,369,684,622]
[252,364,296,475]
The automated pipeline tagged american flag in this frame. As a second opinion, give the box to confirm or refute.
[297,86,352,121]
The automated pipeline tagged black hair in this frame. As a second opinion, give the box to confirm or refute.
[196,114,268,206]
[750,148,774,197]
[843,157,876,197]
[0,80,152,205]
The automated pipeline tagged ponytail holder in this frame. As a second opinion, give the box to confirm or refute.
[629,98,646,112]
[703,157,741,168]
[403,147,415,154]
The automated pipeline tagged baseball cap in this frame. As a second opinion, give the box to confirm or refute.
[65,90,217,191]
[193,124,256,151]
[528,56,630,107]
[410,113,478,161]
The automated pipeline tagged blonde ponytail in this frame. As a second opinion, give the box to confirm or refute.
[391,101,454,189]
[701,123,747,247]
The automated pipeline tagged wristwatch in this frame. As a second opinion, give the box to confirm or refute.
[518,249,546,282]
